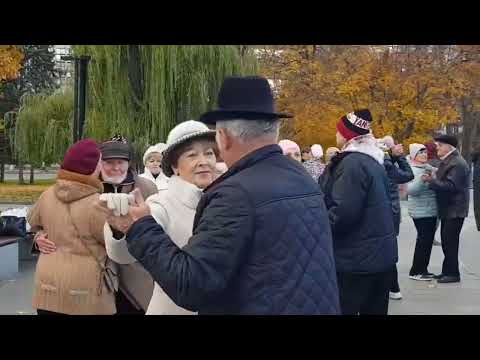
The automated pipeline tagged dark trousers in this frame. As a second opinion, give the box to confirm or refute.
[409,217,437,276]
[390,217,401,293]
[390,265,400,293]
[337,271,391,315]
[115,290,145,315]
[37,309,65,315]
[440,218,465,277]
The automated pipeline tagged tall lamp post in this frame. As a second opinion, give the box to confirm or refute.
[61,55,91,142]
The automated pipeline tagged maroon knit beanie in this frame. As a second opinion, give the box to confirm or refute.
[61,139,101,175]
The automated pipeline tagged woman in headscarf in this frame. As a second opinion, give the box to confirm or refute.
[303,144,326,181]
[139,143,169,191]
[407,143,438,281]
[325,147,340,165]
[278,139,302,162]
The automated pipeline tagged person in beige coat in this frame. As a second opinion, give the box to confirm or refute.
[103,120,217,315]
[35,136,158,315]
[28,139,116,315]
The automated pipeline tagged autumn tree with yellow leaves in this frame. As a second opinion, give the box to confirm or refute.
[0,45,23,82]
[259,45,478,154]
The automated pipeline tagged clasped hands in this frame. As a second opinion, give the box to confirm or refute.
[97,189,151,234]
[421,165,437,183]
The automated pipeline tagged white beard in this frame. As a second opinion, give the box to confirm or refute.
[101,170,127,185]
[342,134,385,165]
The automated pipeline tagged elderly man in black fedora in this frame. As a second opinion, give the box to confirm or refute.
[103,76,340,315]
[422,135,470,283]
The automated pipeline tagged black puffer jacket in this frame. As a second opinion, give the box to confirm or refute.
[429,150,470,219]
[473,152,480,231]
[319,151,397,274]
[383,154,414,235]
[125,145,340,315]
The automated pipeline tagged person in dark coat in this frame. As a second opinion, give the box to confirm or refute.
[102,76,340,315]
[473,146,480,232]
[422,135,470,283]
[380,136,415,235]
[378,136,414,300]
[319,109,397,315]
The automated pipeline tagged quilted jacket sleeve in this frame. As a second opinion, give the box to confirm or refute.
[125,184,254,311]
[328,157,368,234]
[385,156,414,185]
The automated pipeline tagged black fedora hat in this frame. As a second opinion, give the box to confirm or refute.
[199,76,293,125]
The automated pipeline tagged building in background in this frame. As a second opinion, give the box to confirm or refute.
[52,45,72,88]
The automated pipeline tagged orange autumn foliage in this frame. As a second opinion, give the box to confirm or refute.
[259,45,471,149]
[0,45,24,82]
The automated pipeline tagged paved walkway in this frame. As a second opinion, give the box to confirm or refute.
[389,195,480,315]
[0,260,36,315]
[0,194,478,315]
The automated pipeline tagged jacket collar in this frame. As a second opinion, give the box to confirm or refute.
[168,175,203,209]
[55,169,104,203]
[57,169,103,192]
[440,149,458,162]
[142,168,169,188]
[342,134,385,165]
[204,144,282,192]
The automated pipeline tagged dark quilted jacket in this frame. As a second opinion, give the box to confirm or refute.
[383,154,414,235]
[125,145,340,315]
[319,151,397,274]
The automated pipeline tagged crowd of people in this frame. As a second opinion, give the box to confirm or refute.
[27,75,479,315]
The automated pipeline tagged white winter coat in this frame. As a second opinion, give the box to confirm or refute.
[104,175,203,315]
[139,168,169,192]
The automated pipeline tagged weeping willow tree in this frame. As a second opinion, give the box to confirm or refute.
[13,89,73,183]
[72,45,258,165]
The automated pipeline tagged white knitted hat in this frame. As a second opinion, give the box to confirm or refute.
[278,139,300,155]
[409,143,426,161]
[143,143,168,165]
[161,120,216,177]
[311,144,323,158]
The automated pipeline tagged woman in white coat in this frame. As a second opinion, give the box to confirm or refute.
[103,120,217,315]
[139,143,169,192]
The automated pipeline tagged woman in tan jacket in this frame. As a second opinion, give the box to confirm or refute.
[28,139,116,315]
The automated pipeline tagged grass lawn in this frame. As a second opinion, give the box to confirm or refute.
[0,180,55,204]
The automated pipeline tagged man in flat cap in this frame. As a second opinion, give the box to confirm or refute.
[422,135,470,283]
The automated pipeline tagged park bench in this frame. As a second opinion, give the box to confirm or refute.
[0,233,37,280]
[0,236,20,280]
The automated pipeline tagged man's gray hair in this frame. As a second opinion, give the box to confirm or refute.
[216,119,280,143]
